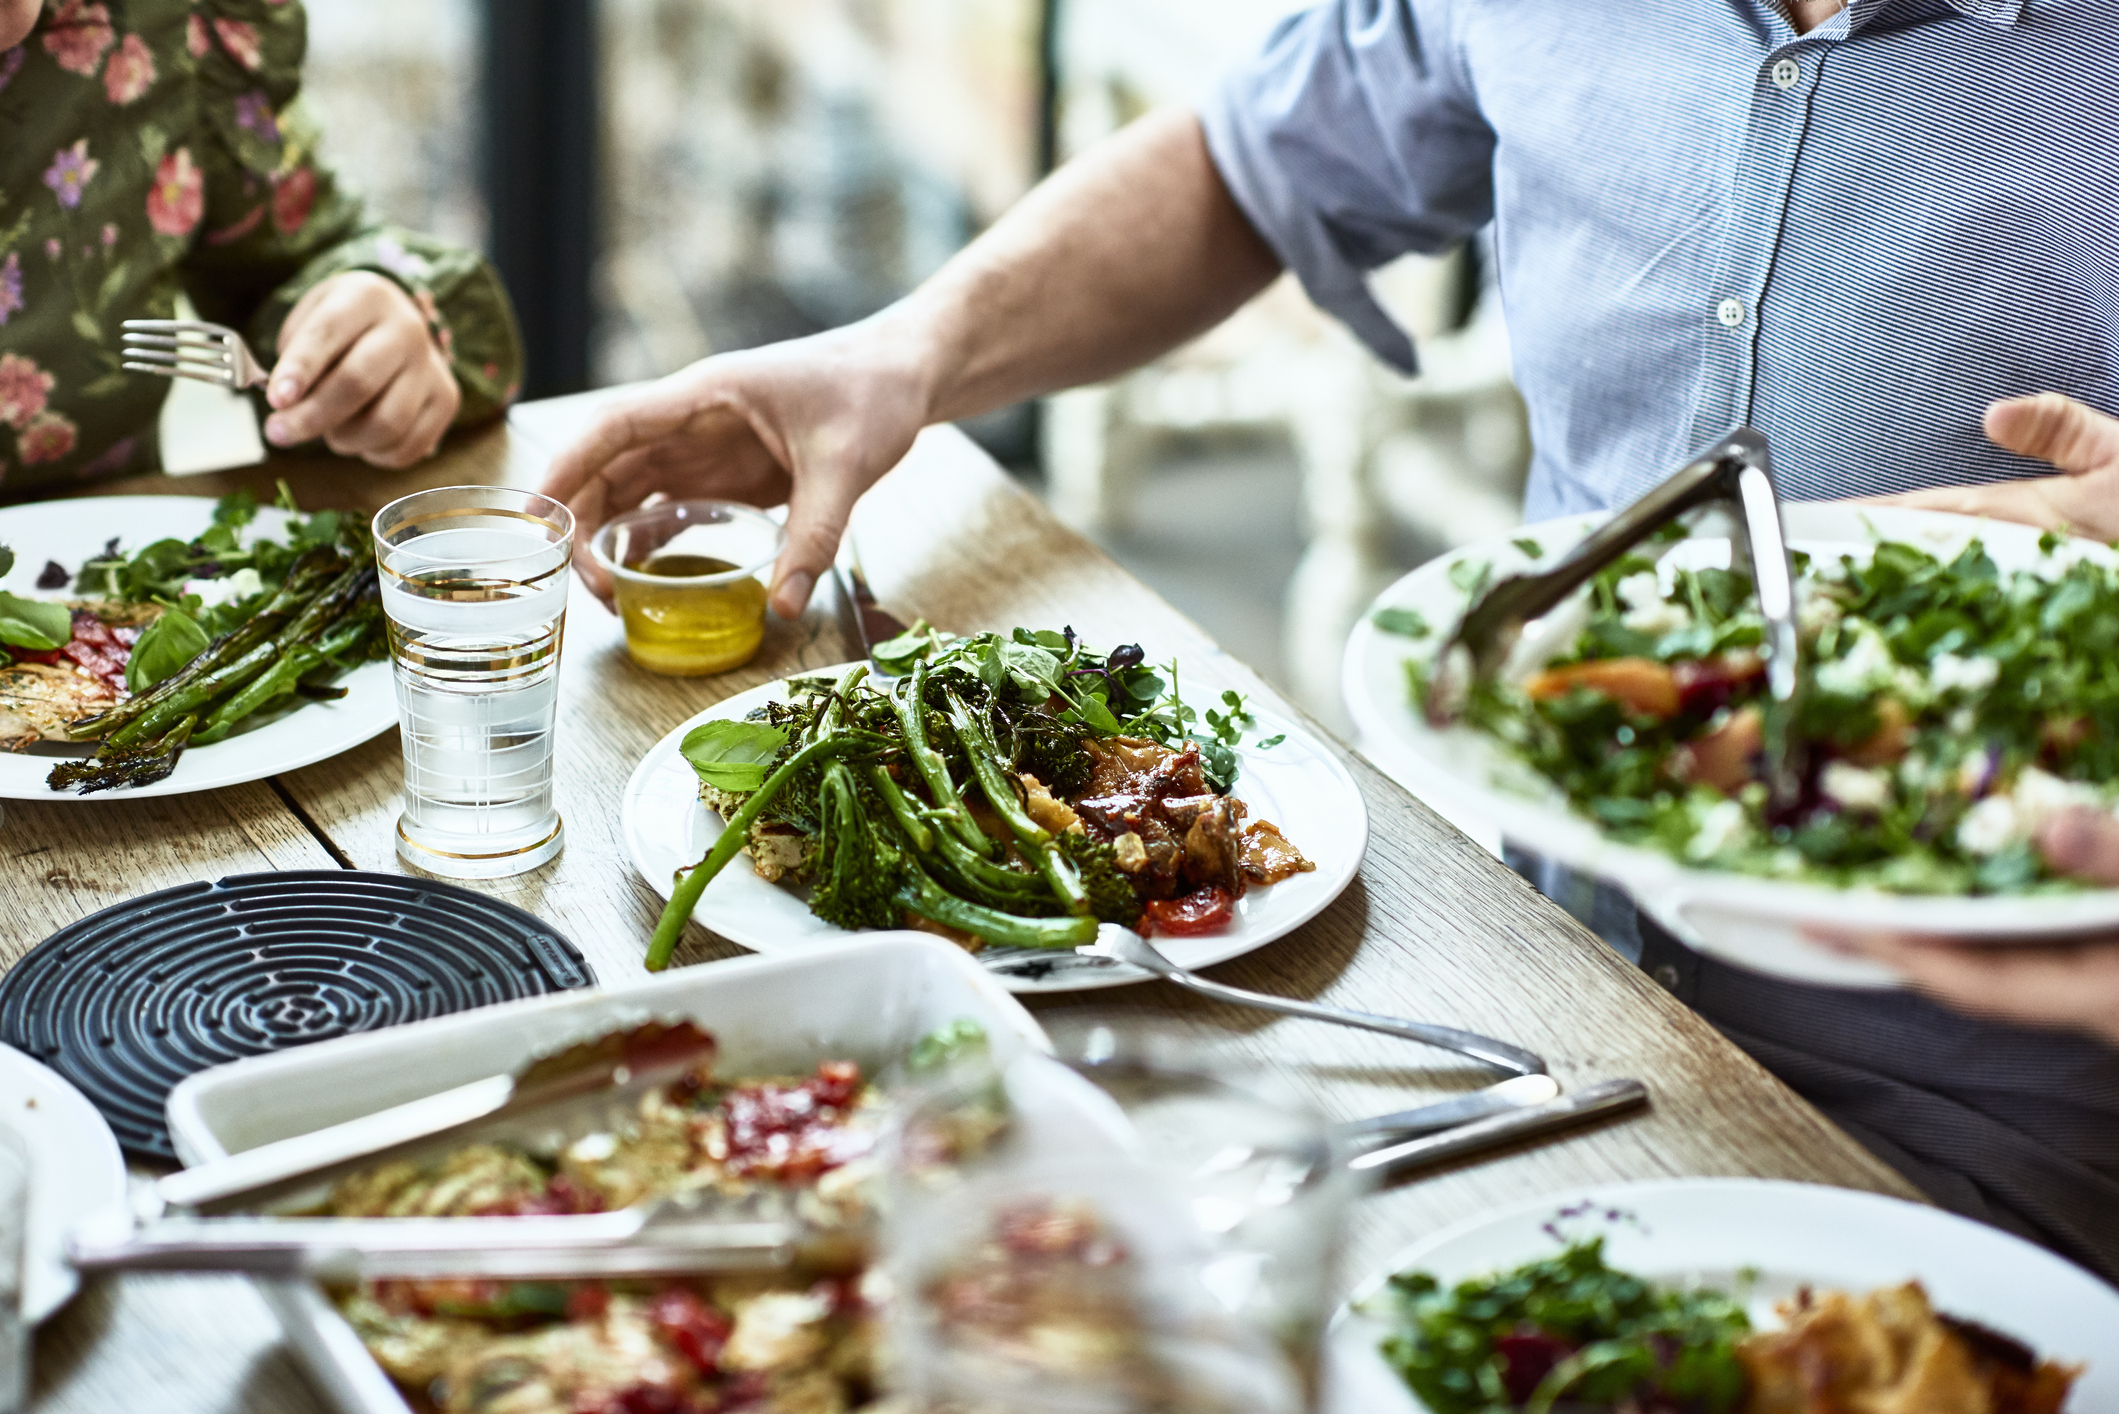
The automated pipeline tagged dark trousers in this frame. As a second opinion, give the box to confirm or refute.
[1507,849,2119,1287]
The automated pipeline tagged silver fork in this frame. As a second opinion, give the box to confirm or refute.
[121,318,270,391]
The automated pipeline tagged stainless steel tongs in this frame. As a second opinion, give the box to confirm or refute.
[1427,427,1808,815]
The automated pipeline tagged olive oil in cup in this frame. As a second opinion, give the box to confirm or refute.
[590,501,785,676]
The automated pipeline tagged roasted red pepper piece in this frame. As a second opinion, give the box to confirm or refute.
[1142,885,1234,936]
[649,1287,733,1374]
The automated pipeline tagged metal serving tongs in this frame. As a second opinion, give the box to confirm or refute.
[68,1022,807,1281]
[1427,427,1808,816]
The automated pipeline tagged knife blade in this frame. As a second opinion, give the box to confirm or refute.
[1334,1074,1562,1144]
[834,539,909,667]
[1348,1078,1649,1184]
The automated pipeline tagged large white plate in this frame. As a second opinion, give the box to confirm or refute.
[622,664,1368,992]
[1344,503,2119,987]
[0,1043,126,1322]
[1326,1178,2119,1414]
[0,496,397,800]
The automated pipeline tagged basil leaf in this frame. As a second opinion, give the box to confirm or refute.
[680,718,791,792]
[1370,606,1430,639]
[126,608,210,693]
[0,545,13,579]
[871,619,940,676]
[0,592,73,651]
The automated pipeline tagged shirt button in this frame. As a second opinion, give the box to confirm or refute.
[1771,57,1801,89]
[1716,298,1747,328]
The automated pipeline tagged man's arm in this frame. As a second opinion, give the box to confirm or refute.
[542,110,1281,615]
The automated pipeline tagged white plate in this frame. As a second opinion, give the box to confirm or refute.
[621,664,1369,992]
[1326,1178,2119,1414]
[0,1043,126,1322]
[0,495,396,800]
[164,934,1052,1414]
[1344,503,2119,987]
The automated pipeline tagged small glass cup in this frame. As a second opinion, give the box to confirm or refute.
[590,501,785,677]
[372,486,574,880]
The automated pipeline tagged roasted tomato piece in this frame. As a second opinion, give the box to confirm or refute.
[1524,657,1679,719]
[1142,886,1234,936]
[649,1287,733,1374]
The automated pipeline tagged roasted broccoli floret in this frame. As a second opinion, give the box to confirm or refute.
[1060,830,1143,927]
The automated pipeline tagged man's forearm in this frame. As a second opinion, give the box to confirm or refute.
[885,108,1284,426]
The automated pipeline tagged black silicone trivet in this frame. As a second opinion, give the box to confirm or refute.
[0,870,595,1160]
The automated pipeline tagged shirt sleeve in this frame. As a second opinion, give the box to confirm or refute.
[1199,0,1496,373]
[175,0,523,425]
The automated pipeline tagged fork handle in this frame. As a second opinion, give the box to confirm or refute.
[1150,968,1546,1076]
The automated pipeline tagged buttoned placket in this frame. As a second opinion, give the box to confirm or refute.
[1683,20,1833,452]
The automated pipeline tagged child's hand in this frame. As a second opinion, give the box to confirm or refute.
[263,272,460,468]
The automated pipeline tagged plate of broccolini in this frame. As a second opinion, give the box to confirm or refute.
[0,492,395,799]
[621,625,1367,991]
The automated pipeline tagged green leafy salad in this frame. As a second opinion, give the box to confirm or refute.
[646,624,1308,969]
[1363,1240,1752,1414]
[1396,527,2119,894]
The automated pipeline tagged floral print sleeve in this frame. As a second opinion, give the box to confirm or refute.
[0,0,524,495]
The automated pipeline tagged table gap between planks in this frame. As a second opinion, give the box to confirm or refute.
[8,395,1917,1414]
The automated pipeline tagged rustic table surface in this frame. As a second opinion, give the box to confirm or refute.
[11,395,1918,1414]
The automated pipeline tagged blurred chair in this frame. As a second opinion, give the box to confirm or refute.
[1043,0,1528,721]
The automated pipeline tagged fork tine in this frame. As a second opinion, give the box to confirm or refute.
[122,333,234,354]
[120,347,234,370]
[121,319,225,335]
[124,362,235,388]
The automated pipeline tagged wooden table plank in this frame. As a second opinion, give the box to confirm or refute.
[20,403,1917,1414]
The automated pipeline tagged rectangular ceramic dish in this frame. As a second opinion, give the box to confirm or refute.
[163,933,1050,1414]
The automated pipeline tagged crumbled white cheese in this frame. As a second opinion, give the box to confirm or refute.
[1947,707,1977,737]
[1616,572,1690,636]
[1956,795,2020,856]
[2012,766,2100,835]
[567,1131,618,1162]
[183,567,262,609]
[1686,798,1750,861]
[1929,653,1999,696]
[1814,624,1896,696]
[1821,762,1892,814]
[1796,581,1843,635]
[721,1290,834,1372]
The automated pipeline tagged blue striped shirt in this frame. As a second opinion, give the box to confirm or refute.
[1200,0,2119,521]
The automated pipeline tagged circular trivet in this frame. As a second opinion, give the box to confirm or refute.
[0,871,595,1159]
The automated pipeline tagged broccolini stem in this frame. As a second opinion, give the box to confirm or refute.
[646,734,868,971]
[109,639,278,747]
[944,690,1089,916]
[892,661,993,858]
[864,764,936,854]
[894,872,1098,951]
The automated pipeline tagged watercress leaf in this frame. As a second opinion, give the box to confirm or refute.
[680,718,792,792]
[996,640,1062,697]
[1028,629,1071,652]
[871,619,939,675]
[213,489,259,529]
[1370,606,1431,639]
[1063,688,1123,735]
[0,592,72,651]
[1256,734,1286,749]
[1198,738,1239,794]
[125,608,210,693]
[1512,537,1544,558]
[1447,558,1492,600]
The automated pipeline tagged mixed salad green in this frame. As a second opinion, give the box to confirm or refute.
[648,624,1288,969]
[1398,527,2119,894]
[1363,1240,1752,1414]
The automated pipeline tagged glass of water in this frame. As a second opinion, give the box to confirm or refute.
[372,486,574,880]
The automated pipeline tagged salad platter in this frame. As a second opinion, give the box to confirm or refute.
[1326,1178,2115,1414]
[1346,502,2119,986]
[0,494,395,800]
[623,629,1367,992]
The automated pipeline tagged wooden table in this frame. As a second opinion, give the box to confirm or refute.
[13,397,1918,1414]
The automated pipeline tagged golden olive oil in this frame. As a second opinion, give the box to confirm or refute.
[614,553,769,676]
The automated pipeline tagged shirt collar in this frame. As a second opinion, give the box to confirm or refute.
[1837,0,2025,30]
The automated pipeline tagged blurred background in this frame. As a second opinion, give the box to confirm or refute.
[300,0,1529,732]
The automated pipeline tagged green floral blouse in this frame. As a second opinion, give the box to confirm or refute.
[0,0,523,494]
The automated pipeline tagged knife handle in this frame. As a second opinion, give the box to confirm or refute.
[1348,1079,1649,1184]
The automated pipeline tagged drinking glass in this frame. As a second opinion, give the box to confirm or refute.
[883,1023,1355,1414]
[590,500,784,677]
[372,487,573,879]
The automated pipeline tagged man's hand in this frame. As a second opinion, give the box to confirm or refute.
[539,325,934,618]
[1827,807,2119,1047]
[1870,392,2119,539]
[264,272,460,469]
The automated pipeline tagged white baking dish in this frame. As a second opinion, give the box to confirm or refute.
[163,933,1051,1414]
